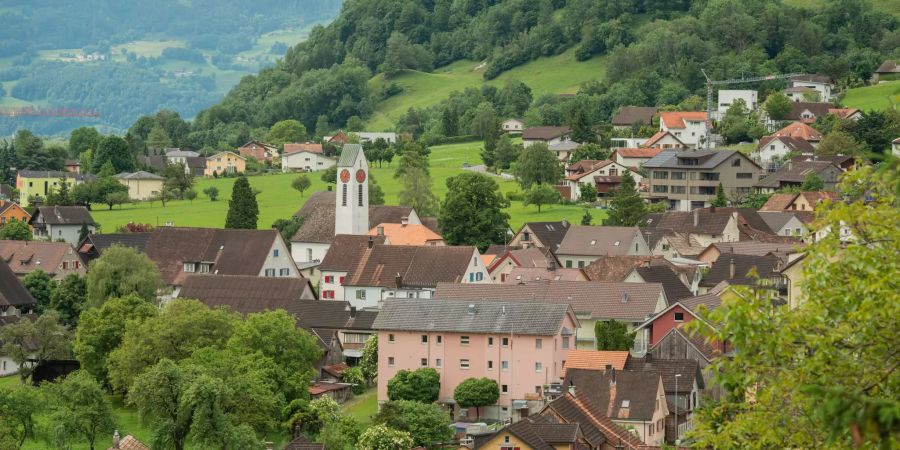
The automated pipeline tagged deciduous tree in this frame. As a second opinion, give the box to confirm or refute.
[453,378,499,419]
[359,335,378,383]
[386,368,440,403]
[0,220,31,241]
[0,313,72,382]
[85,245,162,307]
[764,92,792,121]
[203,186,219,201]
[292,174,312,197]
[374,400,453,449]
[594,319,635,351]
[569,143,610,164]
[23,269,54,314]
[0,384,41,446]
[439,172,510,251]
[267,120,307,148]
[49,273,86,327]
[357,425,414,450]
[92,136,134,174]
[523,184,560,212]
[45,370,115,450]
[514,143,562,189]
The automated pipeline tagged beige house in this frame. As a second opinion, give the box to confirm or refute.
[205,151,246,177]
[643,150,762,211]
[115,171,165,200]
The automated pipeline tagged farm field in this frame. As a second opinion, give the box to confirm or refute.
[365,49,607,130]
[90,140,596,233]
[842,80,900,111]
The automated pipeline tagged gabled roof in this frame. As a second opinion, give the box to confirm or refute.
[643,209,735,235]
[347,245,477,288]
[337,144,363,166]
[772,121,823,141]
[755,160,841,189]
[17,170,95,181]
[787,102,834,121]
[556,226,644,256]
[643,149,759,171]
[758,211,801,232]
[791,74,832,84]
[624,356,705,392]
[760,193,799,211]
[114,171,165,180]
[506,267,585,283]
[562,350,630,377]
[651,327,722,362]
[582,255,657,282]
[678,293,723,314]
[0,240,83,277]
[541,393,646,449]
[635,266,693,300]
[700,253,782,287]
[178,274,314,313]
[708,240,803,257]
[756,135,816,153]
[549,141,582,152]
[563,368,662,421]
[108,434,151,450]
[660,111,706,129]
[613,147,662,158]
[828,108,860,119]
[435,281,665,322]
[0,259,35,308]
[31,206,96,226]
[207,150,245,161]
[238,140,277,151]
[478,416,579,450]
[522,126,571,140]
[283,435,325,450]
[79,233,150,254]
[643,130,683,147]
[165,149,199,157]
[284,142,324,154]
[319,234,387,272]
[291,191,419,244]
[875,60,899,74]
[611,106,658,126]
[518,221,571,251]
[374,298,573,336]
[367,223,442,245]
[489,247,554,273]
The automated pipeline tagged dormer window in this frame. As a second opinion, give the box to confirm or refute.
[183,262,196,273]
[199,263,211,273]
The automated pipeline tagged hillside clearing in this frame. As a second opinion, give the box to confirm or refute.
[842,80,900,111]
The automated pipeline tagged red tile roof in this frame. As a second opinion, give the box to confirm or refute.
[772,121,823,141]
[614,148,662,158]
[643,130,683,147]
[561,350,629,377]
[660,111,706,129]
[284,143,323,154]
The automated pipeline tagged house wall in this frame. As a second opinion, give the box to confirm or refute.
[0,356,22,376]
[661,119,705,148]
[646,154,761,211]
[558,236,651,269]
[16,176,82,207]
[462,251,491,283]
[282,151,336,172]
[119,178,164,200]
[345,286,383,309]
[790,80,832,101]
[509,224,547,249]
[320,270,348,300]
[647,135,684,149]
[291,242,331,266]
[35,223,94,245]
[717,90,758,115]
[615,155,653,169]
[782,259,805,309]
[752,139,797,170]
[502,120,524,133]
[772,216,807,237]
[205,152,246,176]
[566,163,643,200]
[377,319,575,420]
[0,204,31,225]
[523,136,567,149]
[488,256,518,283]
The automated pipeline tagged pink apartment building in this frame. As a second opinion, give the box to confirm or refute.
[373,298,579,421]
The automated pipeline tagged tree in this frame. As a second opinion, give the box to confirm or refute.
[604,172,647,227]
[439,172,510,252]
[689,163,899,448]
[359,335,378,383]
[764,92,792,121]
[595,320,636,351]
[493,134,520,170]
[711,182,728,207]
[146,125,172,155]
[288,396,341,438]
[386,368,440,403]
[523,184,560,212]
[320,415,363,450]
[321,166,337,184]
[357,425,414,450]
[292,174,312,197]
[817,130,865,157]
[470,102,499,139]
[203,186,219,201]
[92,136,134,174]
[0,220,32,241]
[581,208,593,225]
[49,273,86,327]
[0,384,41,447]
[105,191,130,210]
[184,189,197,203]
[79,222,91,242]
[801,172,825,191]
[568,102,598,144]
[513,143,562,189]
[22,270,54,314]
[0,312,71,384]
[74,294,158,386]
[374,400,453,449]
[396,148,439,216]
[162,163,194,198]
[369,174,385,205]
[453,378,499,419]
[579,183,598,203]
[569,143,610,164]
[225,176,259,229]
[267,120,307,148]
[69,127,101,158]
[45,370,115,450]
[85,245,162,308]
[128,359,194,450]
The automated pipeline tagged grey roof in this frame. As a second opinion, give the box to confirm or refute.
[757,212,800,232]
[709,240,803,257]
[643,149,760,170]
[791,74,832,84]
[519,221,570,251]
[755,160,841,188]
[549,141,581,152]
[31,206,96,226]
[165,149,200,157]
[611,106,658,126]
[17,170,95,181]
[643,209,735,236]
[178,274,315,313]
[337,144,363,167]
[522,126,571,140]
[114,171,165,180]
[679,293,723,314]
[557,226,644,256]
[623,356,705,392]
[435,281,665,322]
[635,266,693,301]
[373,298,573,336]
[700,253,782,287]
[0,259,35,308]
[291,191,418,244]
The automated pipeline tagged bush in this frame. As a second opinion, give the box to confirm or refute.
[343,366,367,395]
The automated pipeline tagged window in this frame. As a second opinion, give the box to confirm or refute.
[562,336,570,349]
[264,268,275,277]
[460,359,470,369]
[306,248,313,261]
[732,158,741,167]
[468,273,474,282]
[339,276,345,284]
[358,183,364,206]
[436,358,442,368]
[421,335,428,344]
[653,185,669,193]
[273,249,280,257]
[622,400,631,408]
[475,272,483,281]
[501,337,509,347]
[577,261,585,269]
[535,362,542,372]
[487,360,493,370]
[501,384,508,394]
[671,171,685,180]
[279,268,290,276]
[535,339,542,349]
[736,172,753,179]
[355,290,366,300]
[421,358,428,367]
[671,186,686,194]
[461,336,470,346]
[674,312,684,322]
[487,337,494,346]
[501,361,509,370]
[436,335,442,344]
[388,334,395,342]
[565,260,572,268]
[523,231,531,241]
[322,290,334,299]
[324,276,333,283]
[388,357,395,367]
[341,183,347,206]
[183,262,196,273]
[653,171,668,179]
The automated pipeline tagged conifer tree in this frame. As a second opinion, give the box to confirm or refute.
[711,182,728,207]
[604,172,647,226]
[224,176,258,229]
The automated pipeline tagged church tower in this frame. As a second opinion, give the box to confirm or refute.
[334,144,369,235]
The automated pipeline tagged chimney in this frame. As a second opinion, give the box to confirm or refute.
[548,259,557,271]
[376,226,384,236]
[693,209,699,227]
[401,216,409,226]
[367,236,374,249]
[395,273,403,288]
[561,217,569,228]
[349,306,357,318]
[606,368,618,417]
[610,367,617,385]
[787,160,793,171]
[644,353,652,362]
[729,258,736,279]
[112,430,120,449]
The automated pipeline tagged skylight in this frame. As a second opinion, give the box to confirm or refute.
[621,400,630,408]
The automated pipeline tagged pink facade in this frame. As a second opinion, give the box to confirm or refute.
[377,312,578,411]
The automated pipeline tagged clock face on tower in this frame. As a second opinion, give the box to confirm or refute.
[339,169,351,183]
[356,169,367,183]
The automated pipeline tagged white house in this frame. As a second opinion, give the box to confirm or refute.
[28,206,97,245]
[164,149,199,166]
[556,226,651,269]
[717,90,758,118]
[659,112,707,148]
[282,150,336,172]
[522,126,571,148]
[790,75,834,102]
[611,147,662,169]
[644,130,685,149]
[610,137,648,149]
[752,136,815,171]
[502,118,525,133]
[564,160,643,201]
[355,132,398,143]
[758,212,808,238]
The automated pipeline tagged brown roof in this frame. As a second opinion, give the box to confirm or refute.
[614,147,662,158]
[291,191,418,244]
[772,121,823,141]
[31,206,96,226]
[755,160,841,189]
[284,435,326,450]
[489,247,554,272]
[652,327,723,362]
[542,392,647,449]
[644,210,735,235]
[760,193,799,211]
[828,108,860,119]
[611,107,658,126]
[319,234,387,271]
[876,60,899,74]
[284,142,324,154]
[0,259,35,308]
[556,226,644,256]
[562,350,630,377]
[348,245,477,288]
[659,111,706,129]
[582,256,657,282]
[143,227,287,285]
[480,416,579,450]
[522,126,571,140]
[635,266,693,300]
[0,240,84,277]
[564,368,662,421]
[435,281,665,322]
[322,362,349,379]
[518,221,571,251]
[678,293,723,315]
[566,159,604,174]
[787,102,833,121]
[178,274,314,313]
[108,435,151,450]
[756,135,816,153]
[506,267,585,283]
[708,241,803,258]
[624,356,705,392]
[700,253,782,287]
[643,130,683,147]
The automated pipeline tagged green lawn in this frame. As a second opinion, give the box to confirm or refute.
[365,49,607,130]
[842,80,900,111]
[342,388,378,425]
[90,140,595,233]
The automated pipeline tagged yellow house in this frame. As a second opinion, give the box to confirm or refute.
[463,416,587,450]
[114,171,165,200]
[780,254,806,309]
[205,151,246,177]
[16,170,94,207]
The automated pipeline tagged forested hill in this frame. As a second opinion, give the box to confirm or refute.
[0,0,340,136]
[185,0,898,151]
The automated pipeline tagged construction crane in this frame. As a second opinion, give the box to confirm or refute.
[700,70,804,150]
[0,107,100,117]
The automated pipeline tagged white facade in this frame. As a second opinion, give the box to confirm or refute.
[291,242,331,269]
[565,162,643,201]
[282,151,336,172]
[523,135,569,149]
[335,146,369,235]
[610,137,648,149]
[502,119,524,133]
[661,120,705,148]
[258,238,301,278]
[751,138,804,170]
[717,90,758,118]
[355,132,398,143]
[33,223,94,245]
[892,139,900,157]
[790,79,833,101]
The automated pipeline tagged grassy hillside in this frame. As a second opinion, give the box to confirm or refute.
[90,140,596,233]
[842,80,900,111]
[365,49,607,130]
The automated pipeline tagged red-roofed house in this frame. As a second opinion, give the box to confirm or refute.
[772,121,823,143]
[828,108,862,121]
[659,112,707,148]
[611,147,662,169]
[236,140,277,161]
[752,135,816,171]
[643,130,685,149]
[562,160,643,201]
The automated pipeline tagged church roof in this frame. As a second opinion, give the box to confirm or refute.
[337,144,363,167]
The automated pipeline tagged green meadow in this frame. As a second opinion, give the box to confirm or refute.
[842,80,900,111]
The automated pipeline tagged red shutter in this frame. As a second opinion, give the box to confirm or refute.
[339,276,345,284]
